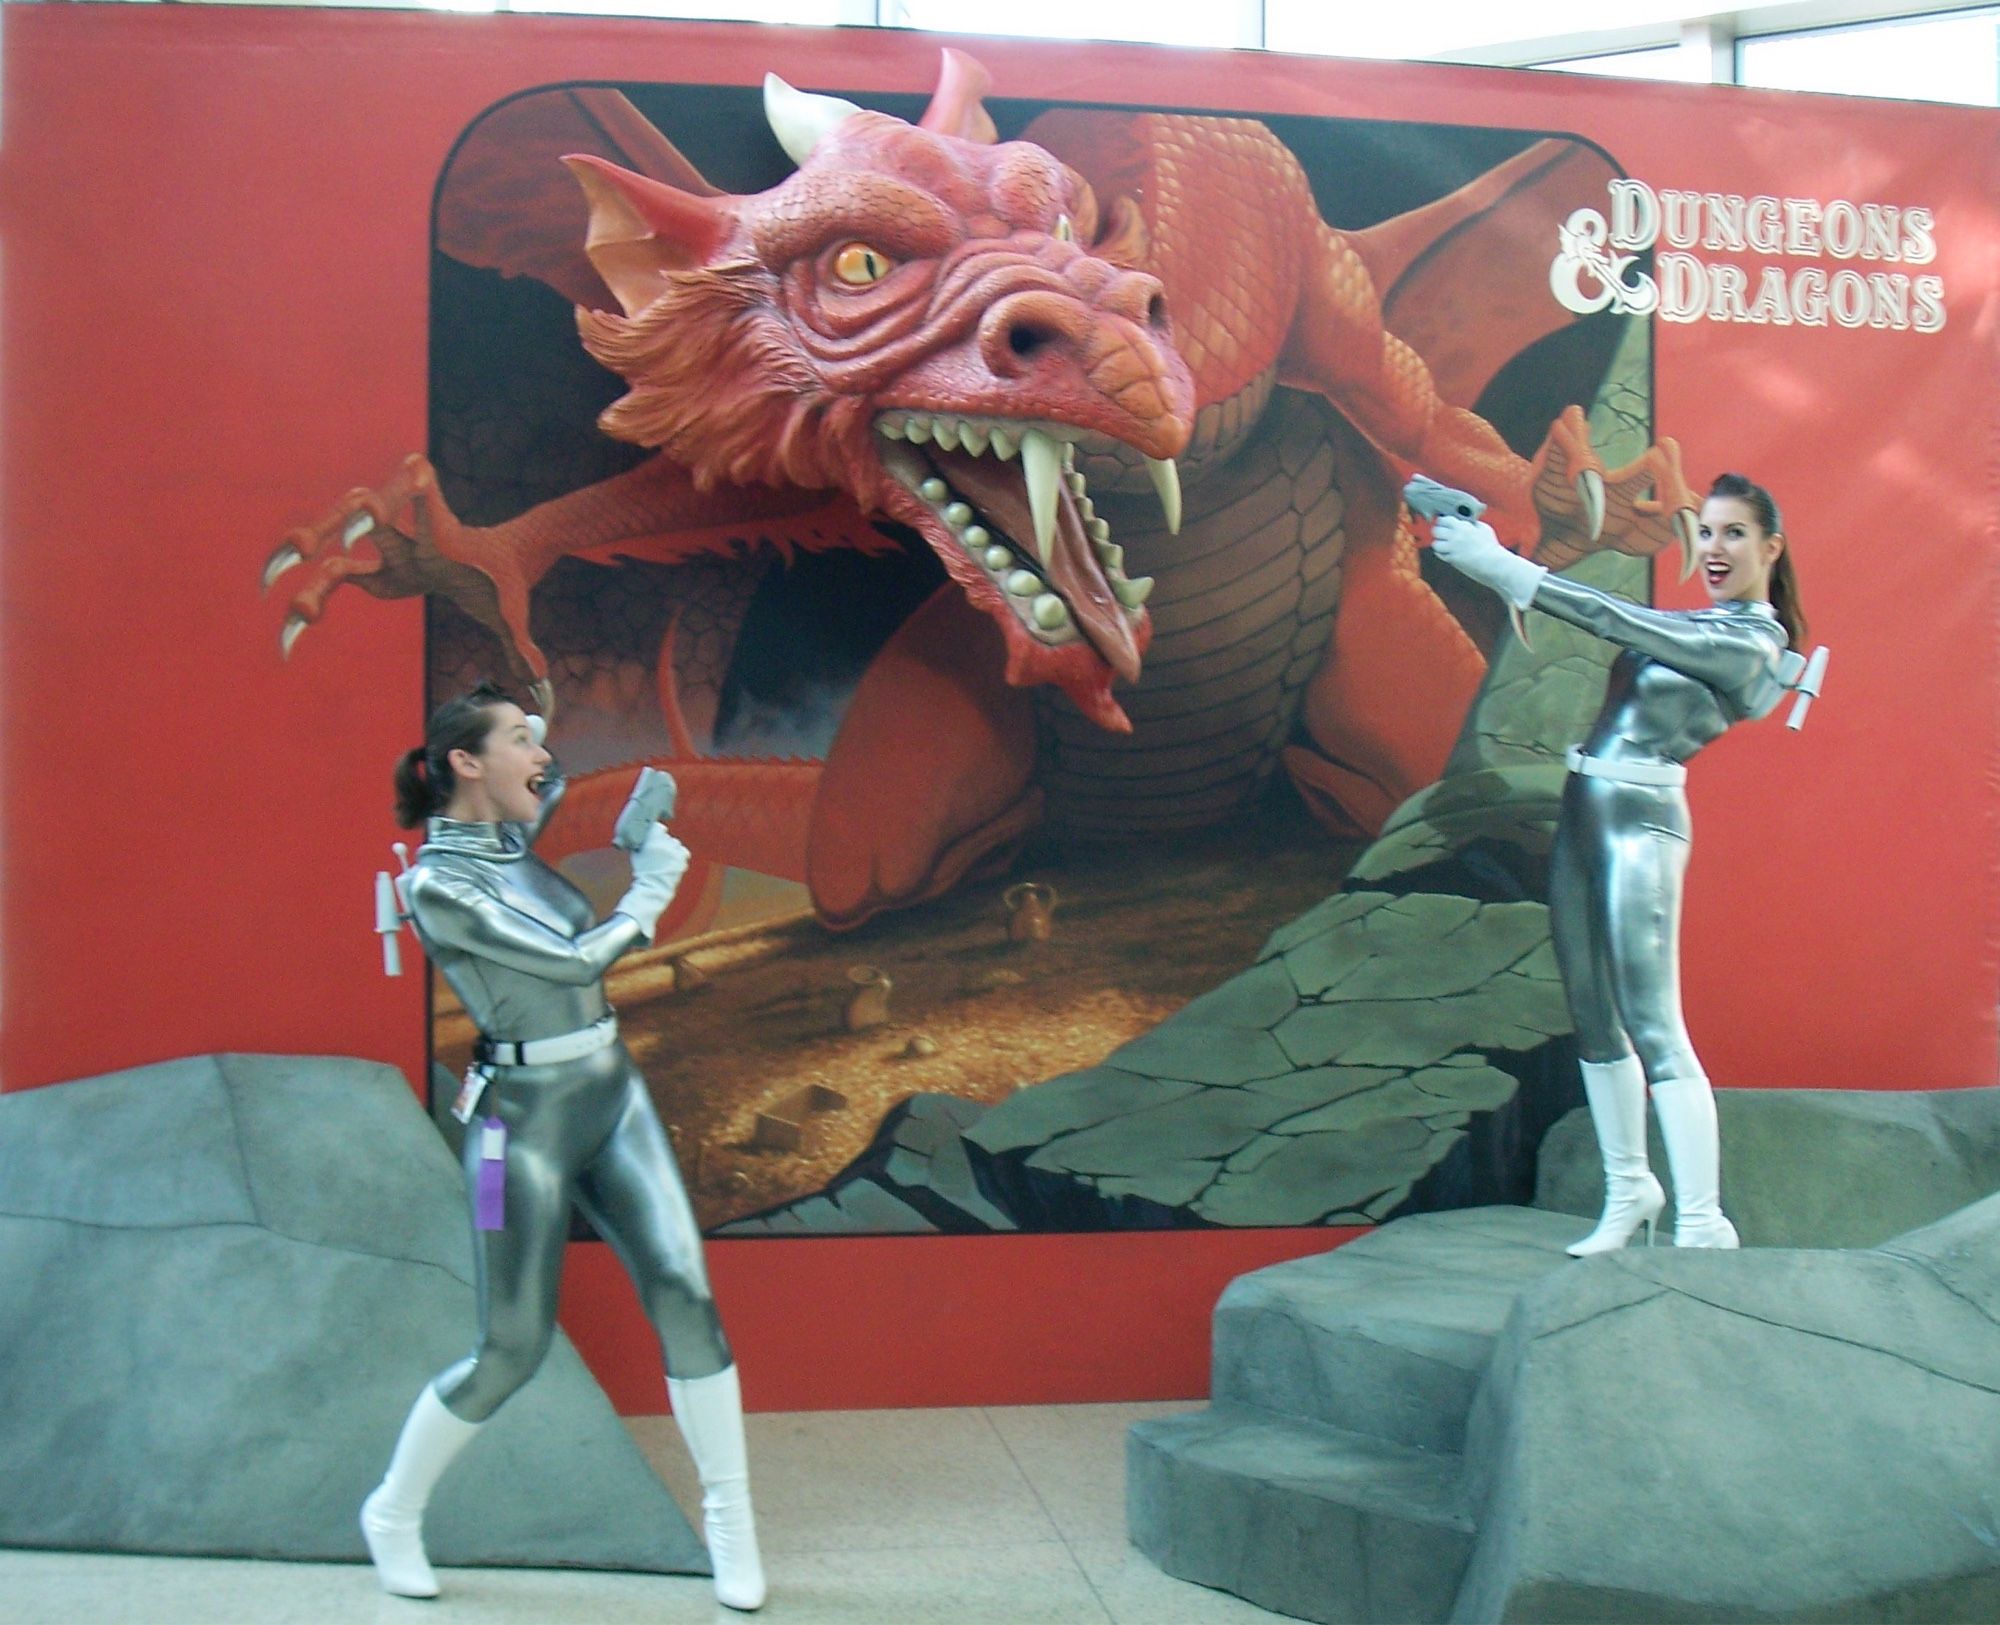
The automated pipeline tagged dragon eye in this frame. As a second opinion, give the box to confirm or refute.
[832,243,895,286]
[1054,214,1075,243]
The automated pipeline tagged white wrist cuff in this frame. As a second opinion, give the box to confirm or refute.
[1497,556,1548,611]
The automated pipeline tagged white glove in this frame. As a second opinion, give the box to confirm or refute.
[617,825,690,939]
[1430,514,1547,611]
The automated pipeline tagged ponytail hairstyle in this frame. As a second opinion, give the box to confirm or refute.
[392,680,513,828]
[1709,472,1807,648]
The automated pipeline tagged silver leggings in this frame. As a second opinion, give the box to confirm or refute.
[434,1042,729,1422]
[1547,772,1703,1082]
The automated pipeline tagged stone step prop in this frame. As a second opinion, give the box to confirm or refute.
[0,1053,706,1577]
[1210,1205,1578,1454]
[1130,1085,2000,1623]
[1127,1403,1474,1625]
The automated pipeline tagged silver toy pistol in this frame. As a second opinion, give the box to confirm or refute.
[613,767,678,851]
[1401,474,1487,524]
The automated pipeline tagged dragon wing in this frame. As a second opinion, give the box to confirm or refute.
[1349,138,1619,410]
[437,87,723,311]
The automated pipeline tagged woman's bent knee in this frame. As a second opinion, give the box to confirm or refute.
[435,1333,554,1423]
[649,1288,730,1377]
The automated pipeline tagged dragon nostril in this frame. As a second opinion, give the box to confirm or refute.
[1008,321,1057,359]
[1147,294,1168,329]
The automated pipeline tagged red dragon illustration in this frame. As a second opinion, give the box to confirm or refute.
[265,50,1695,933]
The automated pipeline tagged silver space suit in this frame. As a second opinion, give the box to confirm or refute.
[403,780,730,1421]
[363,744,763,1610]
[1534,577,1789,1079]
[1424,496,1808,1253]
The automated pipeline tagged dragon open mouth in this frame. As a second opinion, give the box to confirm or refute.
[875,411,1179,730]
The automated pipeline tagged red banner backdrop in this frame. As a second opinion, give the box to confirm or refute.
[4,7,1995,1409]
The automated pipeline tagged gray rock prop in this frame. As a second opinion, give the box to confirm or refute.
[1130,1086,2000,1622]
[727,323,1659,1237]
[0,1053,706,1575]
[1538,1084,2000,1248]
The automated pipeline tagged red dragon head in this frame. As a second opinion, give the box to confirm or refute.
[563,50,1194,733]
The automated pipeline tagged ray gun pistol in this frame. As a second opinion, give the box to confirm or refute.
[1400,474,1487,524]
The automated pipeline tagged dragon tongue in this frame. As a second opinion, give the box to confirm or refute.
[939,450,1142,685]
[1046,521,1142,684]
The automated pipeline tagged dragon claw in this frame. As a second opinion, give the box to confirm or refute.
[279,615,308,660]
[1576,469,1605,543]
[1509,602,1534,652]
[261,543,303,593]
[342,512,376,548]
[1673,508,1700,581]
[530,677,556,721]
[1527,415,1697,575]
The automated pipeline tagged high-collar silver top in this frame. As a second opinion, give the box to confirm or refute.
[1534,577,1789,766]
[404,785,642,1044]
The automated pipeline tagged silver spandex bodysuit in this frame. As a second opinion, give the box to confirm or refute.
[1534,576,1789,1078]
[405,782,729,1423]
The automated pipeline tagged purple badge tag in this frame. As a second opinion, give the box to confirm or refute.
[474,1116,507,1231]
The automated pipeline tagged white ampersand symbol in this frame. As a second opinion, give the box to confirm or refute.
[1550,208,1659,317]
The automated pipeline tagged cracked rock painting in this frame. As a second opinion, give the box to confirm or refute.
[276,63,1671,1234]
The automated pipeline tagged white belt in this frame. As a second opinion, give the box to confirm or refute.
[1565,747,1687,788]
[476,1015,617,1068]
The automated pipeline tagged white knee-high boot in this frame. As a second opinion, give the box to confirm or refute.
[1651,1075,1739,1248]
[360,1384,483,1598]
[1567,1055,1666,1257]
[667,1364,766,1612]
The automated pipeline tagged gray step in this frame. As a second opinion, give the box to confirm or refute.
[1213,1206,1581,1452]
[1129,1404,1473,1625]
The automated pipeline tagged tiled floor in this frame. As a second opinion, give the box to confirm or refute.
[1,1402,1285,1624]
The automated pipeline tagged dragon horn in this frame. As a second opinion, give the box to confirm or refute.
[920,49,998,144]
[763,74,864,167]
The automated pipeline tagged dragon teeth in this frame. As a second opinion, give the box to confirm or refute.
[1095,539,1123,571]
[984,545,1013,570]
[906,418,933,444]
[1006,569,1041,597]
[990,427,1018,461]
[944,502,973,527]
[1088,518,1111,543]
[920,477,948,502]
[1022,428,1062,568]
[1031,593,1070,630]
[1113,574,1154,608]
[958,422,990,456]
[1147,457,1182,535]
[931,419,962,452]
[964,525,990,548]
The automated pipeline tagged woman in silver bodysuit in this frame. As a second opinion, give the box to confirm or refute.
[361,682,765,1611]
[1431,474,1805,1255]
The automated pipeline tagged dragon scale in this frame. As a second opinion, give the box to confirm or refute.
[1038,390,1347,837]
